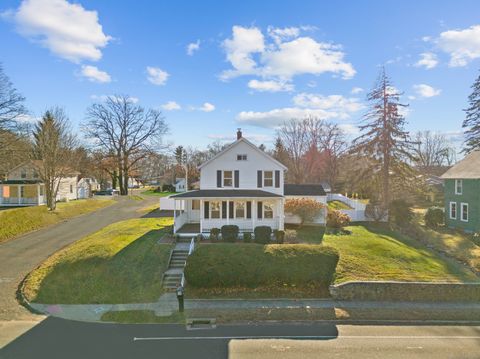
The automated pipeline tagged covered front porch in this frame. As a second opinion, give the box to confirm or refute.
[0,181,46,207]
[171,190,284,235]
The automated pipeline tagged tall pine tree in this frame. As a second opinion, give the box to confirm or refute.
[352,68,414,207]
[463,71,480,153]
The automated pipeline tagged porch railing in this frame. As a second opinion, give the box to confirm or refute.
[201,217,281,232]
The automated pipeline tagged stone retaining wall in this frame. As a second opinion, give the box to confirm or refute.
[330,281,480,302]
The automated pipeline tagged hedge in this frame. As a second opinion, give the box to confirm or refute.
[221,225,239,242]
[185,244,339,289]
[254,226,272,243]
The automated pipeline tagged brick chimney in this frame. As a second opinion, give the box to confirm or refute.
[236,128,242,140]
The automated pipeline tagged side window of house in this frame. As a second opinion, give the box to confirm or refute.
[264,202,274,219]
[33,171,39,179]
[210,201,221,219]
[191,200,200,210]
[235,201,245,218]
[455,179,463,195]
[20,186,25,198]
[21,170,27,179]
[223,171,233,187]
[449,202,457,219]
[39,186,44,196]
[461,203,468,222]
[264,171,273,187]
[236,154,247,161]
[70,184,73,193]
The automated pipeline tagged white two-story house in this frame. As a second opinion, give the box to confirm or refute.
[171,130,327,235]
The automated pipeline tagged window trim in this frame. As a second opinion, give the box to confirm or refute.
[455,179,463,195]
[460,202,469,222]
[449,202,457,220]
[210,201,221,219]
[20,170,27,179]
[263,170,274,187]
[235,201,246,219]
[223,170,233,187]
[263,201,274,219]
[236,154,247,161]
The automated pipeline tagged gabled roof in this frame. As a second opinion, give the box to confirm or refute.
[198,137,288,170]
[7,160,80,177]
[284,184,326,196]
[441,151,480,179]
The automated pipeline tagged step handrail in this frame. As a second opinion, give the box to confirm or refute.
[188,237,195,255]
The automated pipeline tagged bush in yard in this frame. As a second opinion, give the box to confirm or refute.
[221,225,239,242]
[365,199,388,222]
[284,198,325,226]
[254,226,272,244]
[274,230,285,244]
[327,209,351,231]
[389,199,413,226]
[162,184,176,192]
[424,207,445,228]
[243,232,252,243]
[209,228,220,241]
[184,244,339,289]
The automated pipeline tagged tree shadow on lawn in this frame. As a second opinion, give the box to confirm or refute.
[27,229,172,305]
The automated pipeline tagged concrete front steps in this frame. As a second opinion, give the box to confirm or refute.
[162,273,183,290]
[162,246,190,291]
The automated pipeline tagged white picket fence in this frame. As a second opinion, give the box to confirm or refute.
[327,193,370,222]
[159,196,184,210]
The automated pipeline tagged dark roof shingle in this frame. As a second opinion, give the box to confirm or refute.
[170,189,283,198]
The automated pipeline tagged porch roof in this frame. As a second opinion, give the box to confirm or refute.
[0,180,42,185]
[170,189,283,199]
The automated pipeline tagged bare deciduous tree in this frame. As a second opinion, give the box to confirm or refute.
[83,95,168,195]
[413,131,456,168]
[32,108,77,210]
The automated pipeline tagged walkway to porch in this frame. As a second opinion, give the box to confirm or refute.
[176,223,201,234]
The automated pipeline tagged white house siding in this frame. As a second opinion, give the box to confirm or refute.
[200,141,285,196]
[55,177,78,202]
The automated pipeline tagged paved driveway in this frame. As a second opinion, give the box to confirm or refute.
[0,195,160,346]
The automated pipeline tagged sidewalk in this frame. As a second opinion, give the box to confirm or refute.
[28,295,480,322]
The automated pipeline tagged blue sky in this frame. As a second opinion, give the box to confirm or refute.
[1,0,480,149]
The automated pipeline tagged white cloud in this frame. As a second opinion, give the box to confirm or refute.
[6,0,111,63]
[237,93,363,129]
[220,25,355,83]
[186,40,200,56]
[351,87,364,94]
[80,65,111,83]
[413,84,441,98]
[146,66,169,85]
[197,102,215,112]
[414,52,438,69]
[161,101,181,111]
[338,123,360,135]
[208,133,271,143]
[307,80,317,88]
[247,79,293,92]
[436,25,480,67]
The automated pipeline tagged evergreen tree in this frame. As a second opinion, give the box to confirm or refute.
[463,71,480,153]
[352,67,414,207]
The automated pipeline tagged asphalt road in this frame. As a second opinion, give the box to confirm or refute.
[0,195,159,346]
[1,318,479,359]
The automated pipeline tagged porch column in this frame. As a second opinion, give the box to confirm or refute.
[173,199,177,234]
[17,186,21,205]
[37,184,41,204]
[226,200,230,225]
[279,198,285,230]
[200,199,203,233]
[252,199,256,231]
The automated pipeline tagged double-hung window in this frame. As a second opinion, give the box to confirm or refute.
[264,202,274,219]
[461,203,469,222]
[223,171,233,187]
[21,170,27,179]
[455,179,463,195]
[264,171,273,187]
[210,201,221,219]
[237,154,247,161]
[449,202,457,219]
[235,201,245,218]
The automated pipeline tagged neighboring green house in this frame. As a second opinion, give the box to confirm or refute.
[440,151,480,233]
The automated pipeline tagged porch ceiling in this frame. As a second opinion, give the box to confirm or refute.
[170,189,283,199]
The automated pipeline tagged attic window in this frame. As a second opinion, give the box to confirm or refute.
[237,154,247,161]
[455,180,463,195]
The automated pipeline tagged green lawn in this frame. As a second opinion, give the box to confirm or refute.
[0,198,115,244]
[185,243,338,298]
[141,190,176,197]
[23,217,174,304]
[322,224,478,283]
[285,225,325,243]
[327,200,352,210]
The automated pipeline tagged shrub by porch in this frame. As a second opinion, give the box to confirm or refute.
[184,243,339,297]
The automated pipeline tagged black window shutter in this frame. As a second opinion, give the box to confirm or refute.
[229,201,234,218]
[275,170,280,188]
[204,201,209,219]
[257,171,262,188]
[257,201,263,219]
[217,170,222,188]
[246,201,251,219]
[234,170,239,188]
[222,201,227,219]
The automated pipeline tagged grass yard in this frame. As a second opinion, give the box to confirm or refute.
[185,243,338,298]
[23,217,173,304]
[140,190,176,197]
[285,224,325,243]
[322,224,478,284]
[327,200,352,210]
[0,198,115,244]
